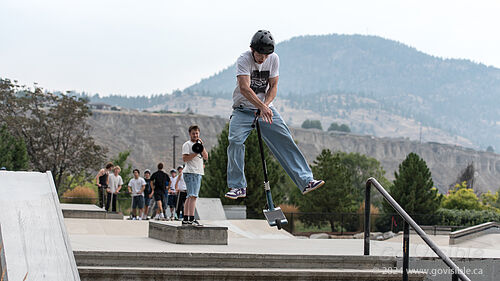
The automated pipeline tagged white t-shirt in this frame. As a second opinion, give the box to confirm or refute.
[232,50,279,109]
[176,174,187,191]
[128,177,146,196]
[108,173,123,193]
[182,140,204,175]
[169,176,178,192]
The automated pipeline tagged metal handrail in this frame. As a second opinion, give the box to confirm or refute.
[364,177,471,281]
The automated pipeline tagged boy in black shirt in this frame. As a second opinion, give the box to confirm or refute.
[143,169,153,220]
[150,162,170,220]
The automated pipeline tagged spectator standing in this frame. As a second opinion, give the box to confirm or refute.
[175,165,187,220]
[96,162,114,208]
[182,125,208,226]
[106,166,123,212]
[150,163,169,220]
[166,169,178,220]
[143,169,153,220]
[128,169,146,220]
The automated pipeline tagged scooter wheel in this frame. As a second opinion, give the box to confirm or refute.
[275,219,282,230]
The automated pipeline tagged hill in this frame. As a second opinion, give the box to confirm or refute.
[83,34,500,151]
[185,34,499,150]
[88,110,500,194]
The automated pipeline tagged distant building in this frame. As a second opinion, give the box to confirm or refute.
[89,103,112,110]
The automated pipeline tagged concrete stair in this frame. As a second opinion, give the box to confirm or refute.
[78,266,426,281]
[75,251,427,281]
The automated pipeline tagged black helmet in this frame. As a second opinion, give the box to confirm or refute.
[250,30,275,55]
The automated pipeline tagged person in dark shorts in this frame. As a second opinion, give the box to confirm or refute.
[166,169,178,220]
[143,169,153,220]
[128,169,146,220]
[150,162,170,220]
[95,162,114,208]
[175,165,187,220]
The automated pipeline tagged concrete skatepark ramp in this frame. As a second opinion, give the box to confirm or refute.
[0,171,80,281]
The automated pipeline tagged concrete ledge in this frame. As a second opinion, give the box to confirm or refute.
[148,221,228,245]
[78,267,427,281]
[61,203,123,219]
[449,221,500,245]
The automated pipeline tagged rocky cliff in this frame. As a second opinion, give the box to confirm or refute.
[88,110,500,193]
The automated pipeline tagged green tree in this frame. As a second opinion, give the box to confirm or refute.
[292,149,358,232]
[0,79,106,191]
[200,124,290,217]
[454,163,475,189]
[479,190,499,212]
[0,125,29,170]
[336,152,389,205]
[441,181,483,211]
[111,150,133,185]
[301,119,323,130]
[379,153,442,231]
[328,122,351,133]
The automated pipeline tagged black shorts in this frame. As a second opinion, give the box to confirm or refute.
[167,194,178,207]
[154,192,164,202]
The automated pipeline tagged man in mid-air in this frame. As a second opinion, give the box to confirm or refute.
[226,30,324,200]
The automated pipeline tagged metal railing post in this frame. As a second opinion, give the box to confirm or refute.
[364,182,371,255]
[403,220,410,281]
[341,213,344,235]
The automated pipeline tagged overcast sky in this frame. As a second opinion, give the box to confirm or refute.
[1,0,499,96]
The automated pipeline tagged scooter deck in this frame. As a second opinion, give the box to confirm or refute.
[263,207,288,228]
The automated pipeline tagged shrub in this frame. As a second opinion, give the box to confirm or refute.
[301,119,323,130]
[280,204,299,214]
[61,186,97,204]
[436,208,500,227]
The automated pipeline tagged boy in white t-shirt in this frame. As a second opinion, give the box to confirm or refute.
[166,169,178,220]
[175,165,187,219]
[106,165,123,212]
[226,30,324,200]
[182,125,208,226]
[128,169,146,220]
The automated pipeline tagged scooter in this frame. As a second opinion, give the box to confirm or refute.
[251,110,288,230]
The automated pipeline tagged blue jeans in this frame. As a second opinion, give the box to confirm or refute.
[227,106,313,192]
[184,173,202,198]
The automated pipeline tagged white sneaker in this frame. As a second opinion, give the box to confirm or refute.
[132,217,137,220]
[302,180,325,195]
[154,214,160,220]
[138,217,142,220]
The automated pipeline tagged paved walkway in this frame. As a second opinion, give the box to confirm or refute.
[66,218,500,259]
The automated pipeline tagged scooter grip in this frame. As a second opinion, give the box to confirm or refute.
[251,109,261,128]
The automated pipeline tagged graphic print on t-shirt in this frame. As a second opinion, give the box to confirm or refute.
[250,70,270,94]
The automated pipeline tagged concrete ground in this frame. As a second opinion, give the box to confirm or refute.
[65,218,500,259]
[61,203,105,211]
